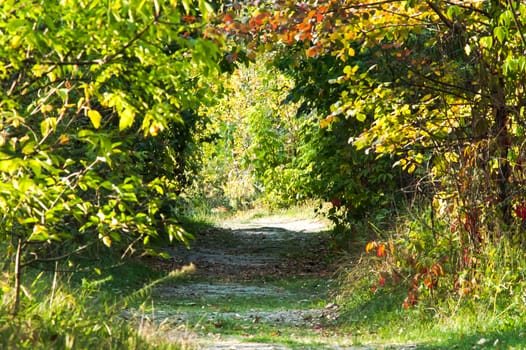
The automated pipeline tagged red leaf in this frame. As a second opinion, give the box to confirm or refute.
[182,15,196,23]
[224,13,234,23]
[330,197,342,207]
[515,204,526,220]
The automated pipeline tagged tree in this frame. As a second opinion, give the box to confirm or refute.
[220,0,526,240]
[214,0,526,300]
[0,0,222,314]
[196,57,307,209]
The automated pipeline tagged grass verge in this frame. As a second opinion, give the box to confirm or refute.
[0,250,196,349]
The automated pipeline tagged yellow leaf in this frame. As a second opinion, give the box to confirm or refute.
[59,134,70,145]
[47,71,57,82]
[41,104,53,113]
[149,123,160,136]
[365,241,378,253]
[343,65,358,78]
[87,109,102,129]
[40,117,57,136]
[464,43,471,56]
[421,94,433,101]
[119,108,135,131]
[102,235,111,247]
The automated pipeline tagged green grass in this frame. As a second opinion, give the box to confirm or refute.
[331,246,526,349]
[133,269,341,349]
[213,200,329,224]
[0,249,192,350]
[5,206,526,349]
[322,280,526,349]
[152,275,330,311]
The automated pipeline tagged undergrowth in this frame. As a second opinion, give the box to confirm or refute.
[335,206,526,348]
[0,251,194,349]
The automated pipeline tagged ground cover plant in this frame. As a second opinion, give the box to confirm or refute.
[0,249,190,349]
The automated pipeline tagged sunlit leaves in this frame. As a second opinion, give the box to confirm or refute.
[40,118,57,136]
[119,109,136,131]
[0,0,223,291]
[493,26,507,44]
[87,109,102,129]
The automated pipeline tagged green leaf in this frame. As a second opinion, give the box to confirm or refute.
[498,10,513,27]
[87,109,102,129]
[28,224,50,242]
[198,0,214,18]
[158,252,170,259]
[182,0,191,14]
[21,141,36,155]
[446,5,461,19]
[479,36,493,49]
[40,117,57,136]
[494,26,507,44]
[356,113,367,122]
[119,108,135,131]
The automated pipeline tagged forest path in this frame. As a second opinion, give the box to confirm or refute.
[136,215,379,349]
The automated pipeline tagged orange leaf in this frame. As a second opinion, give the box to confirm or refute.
[365,241,378,253]
[423,274,433,289]
[182,15,196,23]
[282,30,295,44]
[377,243,387,257]
[432,263,444,276]
[306,46,320,57]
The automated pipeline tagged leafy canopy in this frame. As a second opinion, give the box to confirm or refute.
[0,0,223,287]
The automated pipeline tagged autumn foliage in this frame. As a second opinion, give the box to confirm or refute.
[213,0,526,308]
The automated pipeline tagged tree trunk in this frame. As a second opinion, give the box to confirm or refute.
[494,76,511,225]
[13,237,22,316]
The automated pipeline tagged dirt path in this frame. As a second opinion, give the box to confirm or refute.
[131,216,374,349]
[170,217,332,280]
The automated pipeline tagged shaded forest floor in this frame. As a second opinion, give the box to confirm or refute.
[128,215,392,349]
[123,214,525,349]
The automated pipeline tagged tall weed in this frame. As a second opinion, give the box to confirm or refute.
[0,260,190,349]
[336,204,526,344]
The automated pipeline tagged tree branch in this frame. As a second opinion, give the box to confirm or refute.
[425,0,454,28]
[21,242,95,267]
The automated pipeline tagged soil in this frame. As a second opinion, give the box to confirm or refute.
[166,217,333,280]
